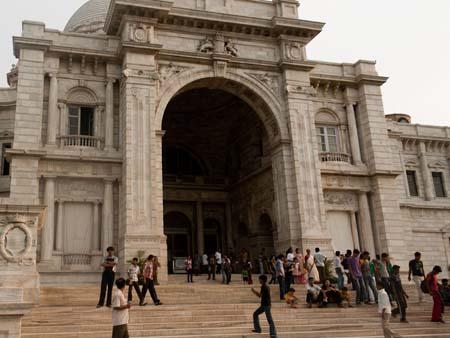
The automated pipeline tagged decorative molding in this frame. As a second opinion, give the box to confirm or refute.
[0,219,34,264]
[247,73,280,97]
[285,84,317,97]
[129,23,156,44]
[428,161,446,170]
[213,60,228,77]
[285,42,303,60]
[198,32,238,57]
[324,190,356,207]
[158,63,190,84]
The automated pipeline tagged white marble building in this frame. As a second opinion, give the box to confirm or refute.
[0,2,449,327]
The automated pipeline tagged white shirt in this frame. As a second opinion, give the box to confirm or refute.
[378,288,391,314]
[306,283,321,294]
[314,252,326,267]
[202,254,208,265]
[286,253,294,262]
[127,265,140,282]
[215,252,222,264]
[334,256,343,270]
[112,289,129,326]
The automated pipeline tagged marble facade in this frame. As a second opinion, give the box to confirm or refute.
[0,3,449,335]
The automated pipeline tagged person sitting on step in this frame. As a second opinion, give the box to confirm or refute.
[318,279,344,308]
[284,287,299,308]
[439,279,450,306]
[306,277,321,308]
[340,287,353,308]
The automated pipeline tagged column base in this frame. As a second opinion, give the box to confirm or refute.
[119,234,168,283]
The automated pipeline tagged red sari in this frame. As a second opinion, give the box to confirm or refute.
[429,273,444,321]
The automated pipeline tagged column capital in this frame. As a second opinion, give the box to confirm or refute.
[105,77,117,85]
[104,177,116,184]
[42,174,57,180]
[47,72,58,79]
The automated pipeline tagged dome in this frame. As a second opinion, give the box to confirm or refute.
[64,0,111,34]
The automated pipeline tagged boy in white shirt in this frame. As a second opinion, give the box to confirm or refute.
[112,278,130,338]
[127,257,142,303]
[306,277,321,308]
[378,284,401,338]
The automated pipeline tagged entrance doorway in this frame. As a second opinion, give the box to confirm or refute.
[164,211,191,273]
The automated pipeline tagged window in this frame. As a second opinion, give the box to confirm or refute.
[406,170,418,196]
[68,106,94,136]
[316,126,338,152]
[432,172,446,198]
[1,143,11,176]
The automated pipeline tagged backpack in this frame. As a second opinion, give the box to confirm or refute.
[420,277,429,294]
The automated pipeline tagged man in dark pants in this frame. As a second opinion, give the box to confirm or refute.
[275,254,285,300]
[251,275,277,338]
[140,255,162,306]
[97,246,118,308]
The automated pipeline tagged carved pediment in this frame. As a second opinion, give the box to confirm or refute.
[428,161,446,170]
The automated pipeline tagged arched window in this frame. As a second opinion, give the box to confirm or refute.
[66,87,97,137]
[315,110,340,153]
[162,146,206,176]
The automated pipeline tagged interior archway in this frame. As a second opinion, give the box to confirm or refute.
[162,82,277,272]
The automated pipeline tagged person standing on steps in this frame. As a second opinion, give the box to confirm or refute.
[251,275,277,338]
[215,249,222,275]
[428,265,445,323]
[208,253,216,280]
[140,255,162,306]
[97,246,118,308]
[362,251,378,303]
[390,265,409,323]
[153,256,161,285]
[112,278,131,338]
[275,254,285,301]
[334,251,344,290]
[348,249,367,305]
[223,255,232,284]
[408,251,425,303]
[201,252,209,275]
[127,257,143,304]
[314,247,326,284]
[185,255,194,283]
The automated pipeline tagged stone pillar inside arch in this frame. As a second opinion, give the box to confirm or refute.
[118,50,167,282]
[280,65,331,256]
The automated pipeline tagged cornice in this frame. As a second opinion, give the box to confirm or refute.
[13,37,52,58]
[356,74,389,86]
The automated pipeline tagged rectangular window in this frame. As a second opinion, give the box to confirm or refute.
[316,126,338,152]
[406,170,418,196]
[432,172,446,198]
[1,143,11,176]
[68,106,94,136]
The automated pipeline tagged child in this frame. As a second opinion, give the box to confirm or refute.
[284,288,299,308]
[251,275,277,338]
[127,257,143,303]
[97,246,118,308]
[112,278,130,338]
[340,287,353,308]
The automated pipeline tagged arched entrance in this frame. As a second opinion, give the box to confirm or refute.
[164,211,192,274]
[160,77,283,272]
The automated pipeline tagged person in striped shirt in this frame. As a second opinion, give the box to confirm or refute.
[140,255,162,306]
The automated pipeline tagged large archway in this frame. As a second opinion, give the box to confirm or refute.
[161,79,281,271]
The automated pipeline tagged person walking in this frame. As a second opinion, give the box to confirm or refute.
[408,252,425,303]
[201,253,209,274]
[127,257,143,304]
[348,249,366,305]
[284,257,294,294]
[185,255,194,283]
[140,255,162,306]
[112,278,131,338]
[208,254,216,280]
[97,246,118,308]
[215,249,222,275]
[251,275,277,338]
[314,247,326,284]
[269,256,277,285]
[390,265,408,323]
[153,256,161,285]
[275,254,285,300]
[380,253,393,301]
[378,283,401,338]
[223,255,232,284]
[428,266,445,323]
[334,251,344,290]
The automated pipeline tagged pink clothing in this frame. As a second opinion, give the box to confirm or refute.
[185,259,193,270]
[143,261,154,280]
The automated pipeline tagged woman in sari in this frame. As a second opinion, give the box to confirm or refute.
[428,265,445,323]
[305,249,320,283]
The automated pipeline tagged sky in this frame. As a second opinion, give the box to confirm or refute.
[0,0,449,126]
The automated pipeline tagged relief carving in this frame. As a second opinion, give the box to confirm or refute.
[247,73,280,97]
[285,42,304,60]
[198,32,239,57]
[0,216,35,264]
[324,191,356,207]
[129,23,155,44]
[158,63,190,84]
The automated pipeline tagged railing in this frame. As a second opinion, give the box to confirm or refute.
[59,135,103,149]
[63,254,92,266]
[320,152,351,163]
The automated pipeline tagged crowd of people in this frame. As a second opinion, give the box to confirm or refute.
[96,245,448,338]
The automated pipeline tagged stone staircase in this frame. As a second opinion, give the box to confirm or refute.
[22,275,450,338]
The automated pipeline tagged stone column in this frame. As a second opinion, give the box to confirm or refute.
[92,201,100,251]
[105,78,115,151]
[42,176,55,261]
[350,212,361,250]
[196,202,204,256]
[55,200,64,252]
[345,102,362,165]
[418,141,434,201]
[358,192,376,255]
[225,203,233,252]
[46,73,58,145]
[102,179,114,252]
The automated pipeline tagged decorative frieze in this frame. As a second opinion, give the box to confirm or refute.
[324,190,356,207]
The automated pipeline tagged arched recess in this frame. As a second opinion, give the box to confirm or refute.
[65,86,98,105]
[164,211,192,273]
[154,68,288,146]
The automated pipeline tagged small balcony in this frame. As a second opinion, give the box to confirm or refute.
[319,152,351,163]
[58,135,103,149]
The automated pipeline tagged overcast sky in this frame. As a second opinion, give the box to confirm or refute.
[0,0,449,126]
